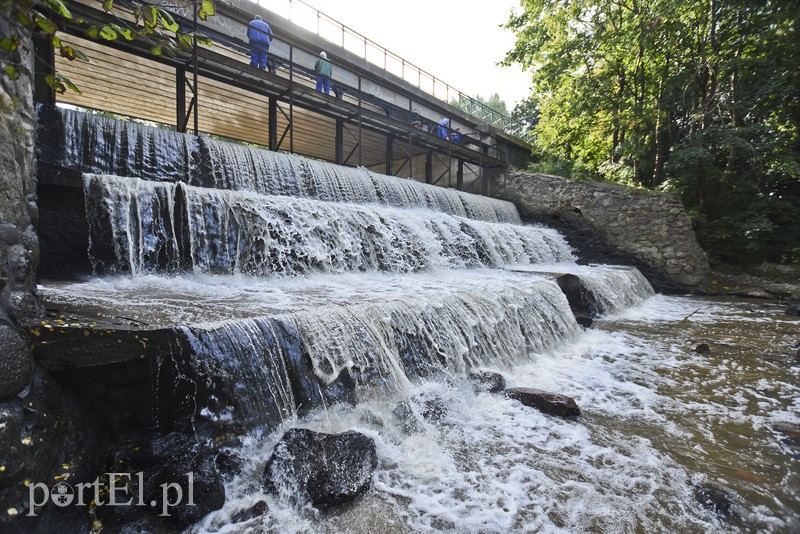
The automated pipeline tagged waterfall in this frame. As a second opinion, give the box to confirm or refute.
[44,107,520,223]
[39,105,655,435]
[83,174,575,276]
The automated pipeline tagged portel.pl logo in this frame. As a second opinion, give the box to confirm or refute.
[27,472,195,517]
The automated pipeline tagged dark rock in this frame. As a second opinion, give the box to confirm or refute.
[100,432,225,528]
[215,450,245,479]
[506,387,581,417]
[693,484,734,518]
[694,343,711,354]
[575,314,593,328]
[786,303,800,316]
[231,499,268,523]
[0,324,32,400]
[263,428,377,510]
[468,371,506,393]
[555,274,601,317]
[420,396,448,423]
[392,401,423,434]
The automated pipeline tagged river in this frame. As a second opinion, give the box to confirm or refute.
[189,294,799,534]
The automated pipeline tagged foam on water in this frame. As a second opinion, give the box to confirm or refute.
[194,295,799,534]
[82,174,573,277]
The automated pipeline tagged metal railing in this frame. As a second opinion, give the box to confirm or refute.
[254,0,532,142]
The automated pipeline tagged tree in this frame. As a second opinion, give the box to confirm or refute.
[503,0,799,264]
[1,0,215,93]
[450,92,510,126]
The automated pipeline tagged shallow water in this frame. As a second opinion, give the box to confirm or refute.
[193,295,799,534]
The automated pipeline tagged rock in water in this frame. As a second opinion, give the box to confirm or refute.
[468,370,506,393]
[785,303,800,316]
[693,484,734,518]
[263,428,377,510]
[506,387,581,417]
[694,343,711,354]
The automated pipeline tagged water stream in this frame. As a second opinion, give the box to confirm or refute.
[36,107,799,532]
[192,295,799,534]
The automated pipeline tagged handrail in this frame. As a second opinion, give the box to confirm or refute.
[254,0,532,142]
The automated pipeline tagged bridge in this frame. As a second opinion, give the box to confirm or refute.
[34,0,534,194]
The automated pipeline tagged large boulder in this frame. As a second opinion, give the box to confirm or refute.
[506,387,581,417]
[263,428,377,510]
[99,432,226,529]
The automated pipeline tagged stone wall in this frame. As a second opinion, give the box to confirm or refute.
[0,13,38,400]
[499,172,711,293]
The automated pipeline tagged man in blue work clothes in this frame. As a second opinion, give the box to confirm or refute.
[437,117,450,139]
[247,15,272,71]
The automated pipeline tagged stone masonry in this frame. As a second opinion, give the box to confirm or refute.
[499,172,711,293]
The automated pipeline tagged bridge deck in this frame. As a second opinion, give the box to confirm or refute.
[40,0,532,193]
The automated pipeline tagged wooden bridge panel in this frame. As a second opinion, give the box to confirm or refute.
[55,36,176,126]
[196,75,269,146]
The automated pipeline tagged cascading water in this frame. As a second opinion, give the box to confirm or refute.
[35,107,798,533]
[82,174,575,276]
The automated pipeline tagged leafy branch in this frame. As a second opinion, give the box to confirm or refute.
[0,0,215,93]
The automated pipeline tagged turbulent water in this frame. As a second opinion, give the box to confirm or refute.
[190,295,799,534]
[36,107,799,533]
[83,174,573,276]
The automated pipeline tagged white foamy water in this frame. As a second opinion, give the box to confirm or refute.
[54,107,520,223]
[83,174,573,277]
[192,295,799,534]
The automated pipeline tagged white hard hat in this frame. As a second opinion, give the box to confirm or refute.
[320,51,327,58]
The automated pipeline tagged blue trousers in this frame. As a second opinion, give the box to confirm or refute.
[316,75,330,94]
[250,46,269,70]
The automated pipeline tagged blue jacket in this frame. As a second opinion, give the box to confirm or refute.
[248,19,272,47]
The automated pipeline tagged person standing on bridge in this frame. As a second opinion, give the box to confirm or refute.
[247,15,273,71]
[437,117,450,139]
[314,51,333,95]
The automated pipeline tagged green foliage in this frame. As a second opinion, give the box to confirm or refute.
[505,0,800,265]
[1,0,216,93]
[450,92,510,125]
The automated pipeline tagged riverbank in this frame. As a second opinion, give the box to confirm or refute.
[707,263,800,302]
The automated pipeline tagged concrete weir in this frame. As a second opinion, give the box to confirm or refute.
[30,265,645,438]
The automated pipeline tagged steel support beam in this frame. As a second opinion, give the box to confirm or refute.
[425,148,433,184]
[269,97,278,151]
[385,134,394,175]
[176,67,186,132]
[335,118,344,165]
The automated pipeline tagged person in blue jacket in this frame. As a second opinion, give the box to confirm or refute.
[247,15,273,71]
[437,117,450,139]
